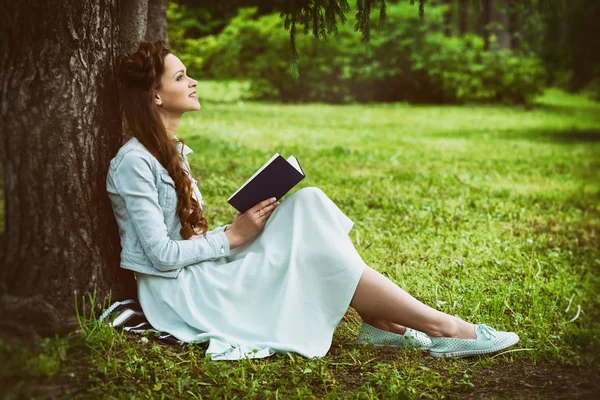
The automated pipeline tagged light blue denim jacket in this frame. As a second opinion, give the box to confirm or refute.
[106,136,230,278]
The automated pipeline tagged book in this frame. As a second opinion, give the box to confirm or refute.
[228,153,305,213]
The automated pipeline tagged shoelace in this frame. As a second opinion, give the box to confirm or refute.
[477,324,497,340]
[98,299,137,323]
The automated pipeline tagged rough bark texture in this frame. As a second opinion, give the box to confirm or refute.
[0,0,168,335]
[145,0,168,45]
[120,0,149,54]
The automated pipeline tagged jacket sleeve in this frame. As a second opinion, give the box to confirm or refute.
[113,150,230,272]
[207,225,229,235]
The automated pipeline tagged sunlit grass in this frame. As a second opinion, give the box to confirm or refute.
[185,83,600,365]
[3,86,599,398]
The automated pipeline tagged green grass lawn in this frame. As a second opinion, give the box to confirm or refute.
[2,86,599,398]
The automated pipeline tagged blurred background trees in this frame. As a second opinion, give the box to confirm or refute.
[166,0,600,104]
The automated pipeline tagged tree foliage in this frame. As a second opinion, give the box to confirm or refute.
[171,0,598,96]
[194,5,545,104]
[278,0,393,76]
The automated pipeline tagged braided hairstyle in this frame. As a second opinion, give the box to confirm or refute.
[117,40,208,239]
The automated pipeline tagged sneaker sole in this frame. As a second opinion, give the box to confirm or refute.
[357,339,430,351]
[429,337,519,359]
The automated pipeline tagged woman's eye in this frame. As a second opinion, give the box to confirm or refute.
[176,75,183,81]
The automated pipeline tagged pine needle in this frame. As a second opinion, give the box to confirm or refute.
[567,305,581,323]
[565,293,575,313]
[490,348,535,359]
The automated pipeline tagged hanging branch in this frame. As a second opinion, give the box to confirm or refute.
[409,0,428,20]
[379,0,387,29]
[278,0,573,78]
[280,0,394,77]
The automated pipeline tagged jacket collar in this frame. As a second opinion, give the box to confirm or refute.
[173,135,193,157]
[126,135,193,157]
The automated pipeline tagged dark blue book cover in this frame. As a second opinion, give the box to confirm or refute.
[228,154,305,213]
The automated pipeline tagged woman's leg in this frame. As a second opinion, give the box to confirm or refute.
[350,266,476,339]
[360,314,408,335]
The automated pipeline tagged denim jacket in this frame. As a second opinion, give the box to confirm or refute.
[106,136,230,278]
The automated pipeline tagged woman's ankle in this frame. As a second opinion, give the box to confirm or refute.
[430,317,476,339]
[445,318,476,339]
[454,320,476,339]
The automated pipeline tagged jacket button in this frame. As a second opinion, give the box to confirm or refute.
[220,247,225,254]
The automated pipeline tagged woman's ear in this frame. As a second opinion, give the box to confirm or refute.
[154,91,162,106]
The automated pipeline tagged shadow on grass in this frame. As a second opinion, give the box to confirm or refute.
[548,129,600,143]
[433,128,600,144]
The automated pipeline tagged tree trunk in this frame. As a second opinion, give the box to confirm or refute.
[146,0,169,45]
[120,0,149,54]
[477,0,511,51]
[489,0,511,50]
[458,0,469,35]
[443,0,454,37]
[477,0,491,50]
[0,0,166,336]
[508,0,520,50]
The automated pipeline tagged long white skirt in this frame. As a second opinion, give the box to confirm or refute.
[136,187,366,360]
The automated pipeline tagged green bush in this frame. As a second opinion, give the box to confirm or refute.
[188,4,546,104]
[419,33,547,104]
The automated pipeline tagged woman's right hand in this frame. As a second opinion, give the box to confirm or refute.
[224,197,280,249]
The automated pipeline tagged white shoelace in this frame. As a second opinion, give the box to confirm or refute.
[98,299,137,323]
[477,324,497,340]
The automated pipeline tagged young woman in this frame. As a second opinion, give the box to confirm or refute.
[106,41,519,361]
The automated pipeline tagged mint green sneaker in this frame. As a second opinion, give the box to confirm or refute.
[429,324,519,359]
[357,322,431,350]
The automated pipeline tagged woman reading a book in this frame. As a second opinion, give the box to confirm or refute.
[107,41,519,360]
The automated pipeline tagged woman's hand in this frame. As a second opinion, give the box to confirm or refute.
[224,197,280,249]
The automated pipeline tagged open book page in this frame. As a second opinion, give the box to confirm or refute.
[228,153,280,200]
[287,156,304,175]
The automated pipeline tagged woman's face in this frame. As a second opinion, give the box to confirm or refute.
[154,54,200,114]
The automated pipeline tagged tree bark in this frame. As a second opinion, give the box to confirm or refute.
[489,0,511,50]
[443,0,454,37]
[120,0,149,54]
[508,0,520,50]
[0,0,167,336]
[477,0,491,50]
[146,0,169,45]
[458,0,469,35]
[477,0,512,51]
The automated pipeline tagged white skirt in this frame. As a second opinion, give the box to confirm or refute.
[136,187,366,360]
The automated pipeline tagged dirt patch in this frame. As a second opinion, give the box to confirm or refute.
[455,359,600,399]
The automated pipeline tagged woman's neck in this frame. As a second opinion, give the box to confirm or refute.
[159,112,181,139]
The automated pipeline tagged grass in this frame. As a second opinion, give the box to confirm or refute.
[2,84,599,398]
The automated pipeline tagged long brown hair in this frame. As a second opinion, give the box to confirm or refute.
[117,40,208,239]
